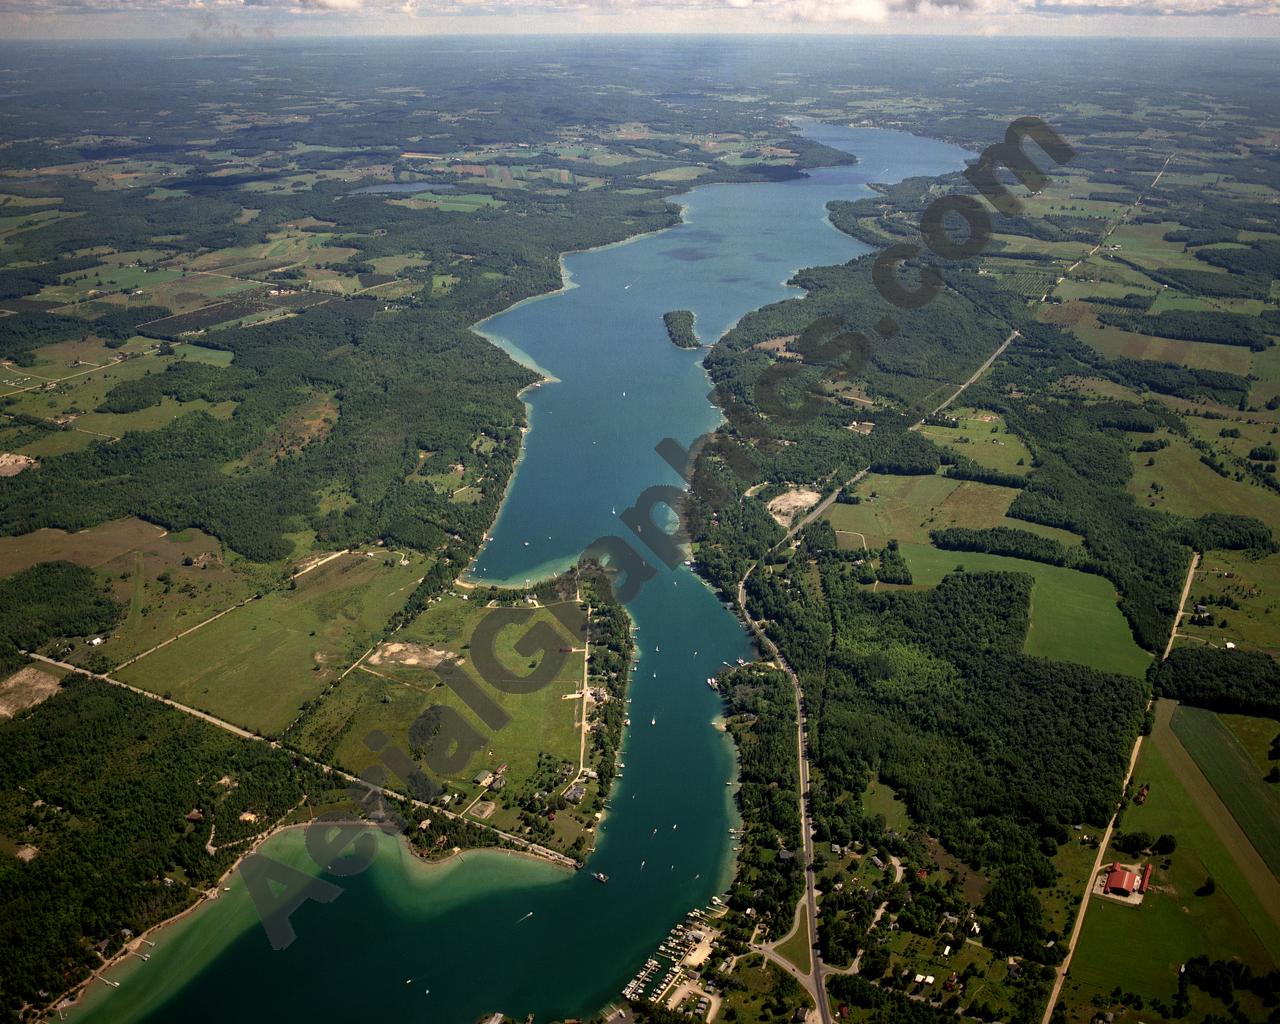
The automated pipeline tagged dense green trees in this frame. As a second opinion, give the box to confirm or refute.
[662,309,700,348]
[1152,647,1280,717]
[719,666,804,931]
[0,562,120,673]
[746,561,1144,962]
[930,526,1069,566]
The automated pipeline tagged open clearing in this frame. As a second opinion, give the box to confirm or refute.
[0,665,64,718]
[824,473,1019,548]
[917,407,1033,476]
[117,552,428,736]
[902,542,1151,678]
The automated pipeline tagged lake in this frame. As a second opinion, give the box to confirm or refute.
[78,124,969,1023]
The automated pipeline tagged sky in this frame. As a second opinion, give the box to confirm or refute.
[1,0,1279,39]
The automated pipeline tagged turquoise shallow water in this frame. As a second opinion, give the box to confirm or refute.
[79,124,969,1024]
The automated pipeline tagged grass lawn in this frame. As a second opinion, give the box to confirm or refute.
[861,778,912,833]
[722,954,810,1021]
[902,543,1151,678]
[776,904,812,975]
[1062,707,1279,1024]
[118,552,428,736]
[1172,705,1280,875]
[824,473,1016,549]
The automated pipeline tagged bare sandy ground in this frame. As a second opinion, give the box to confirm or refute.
[0,666,61,718]
[368,641,456,669]
[767,488,821,528]
[0,452,37,477]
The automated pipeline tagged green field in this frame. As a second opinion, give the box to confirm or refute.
[1129,433,1280,524]
[917,408,1033,476]
[824,473,1016,549]
[1063,709,1279,1024]
[118,552,429,735]
[1172,705,1280,874]
[1219,711,1279,775]
[1074,322,1255,376]
[291,594,586,815]
[861,778,912,832]
[902,543,1151,678]
[721,954,809,1020]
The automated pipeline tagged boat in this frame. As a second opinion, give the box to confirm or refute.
[650,717,656,726]
[593,872,609,883]
[706,677,717,689]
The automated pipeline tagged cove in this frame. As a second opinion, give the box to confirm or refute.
[77,124,970,1023]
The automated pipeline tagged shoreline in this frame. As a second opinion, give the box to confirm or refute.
[53,819,567,1021]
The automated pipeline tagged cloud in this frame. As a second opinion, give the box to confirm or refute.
[1,0,1276,24]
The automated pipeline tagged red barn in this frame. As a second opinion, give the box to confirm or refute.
[1139,862,1153,893]
[1103,862,1139,896]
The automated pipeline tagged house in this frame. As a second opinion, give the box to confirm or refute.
[1103,862,1139,896]
[489,776,507,792]
[1135,784,1150,805]
[473,770,494,787]
[565,784,586,803]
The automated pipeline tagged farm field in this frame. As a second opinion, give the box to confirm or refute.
[0,517,177,575]
[1062,701,1280,1024]
[117,551,429,736]
[901,542,1151,678]
[1218,711,1279,776]
[1073,321,1255,375]
[1171,704,1280,875]
[823,473,1016,548]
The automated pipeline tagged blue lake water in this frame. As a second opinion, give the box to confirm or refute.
[349,181,458,194]
[80,124,969,1024]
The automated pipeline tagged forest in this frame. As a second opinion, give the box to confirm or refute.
[0,562,121,674]
[747,561,1145,959]
[1151,646,1280,718]
[718,665,805,935]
